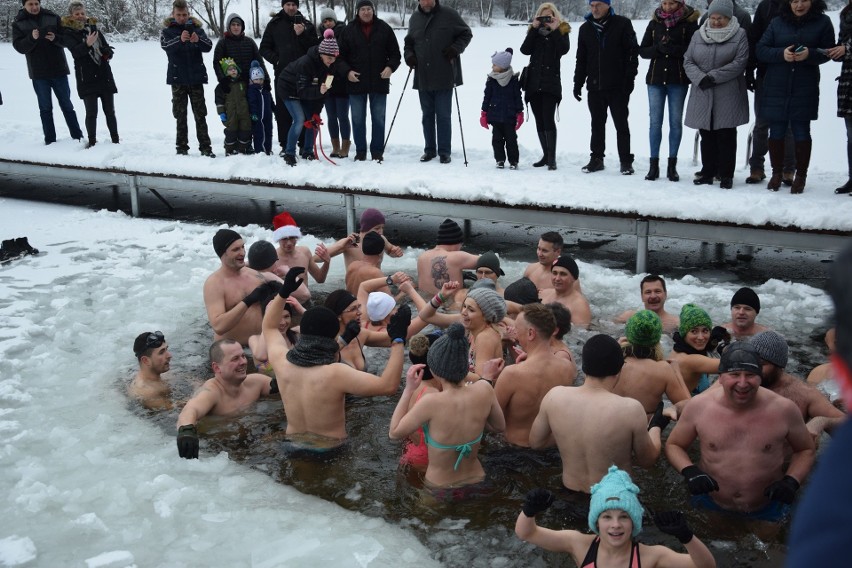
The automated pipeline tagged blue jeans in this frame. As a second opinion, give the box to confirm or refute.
[647,84,687,159]
[324,96,351,140]
[282,99,315,156]
[350,93,387,155]
[418,89,452,157]
[32,76,83,144]
[769,120,810,142]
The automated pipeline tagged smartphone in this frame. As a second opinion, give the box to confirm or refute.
[294,14,304,24]
[794,45,807,53]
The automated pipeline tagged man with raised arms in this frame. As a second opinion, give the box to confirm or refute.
[496,303,577,446]
[203,228,281,346]
[129,330,173,410]
[530,334,665,492]
[538,255,592,328]
[263,267,410,445]
[416,218,479,296]
[523,231,563,291]
[665,342,815,519]
[615,274,680,334]
[721,286,769,339]
[175,337,277,458]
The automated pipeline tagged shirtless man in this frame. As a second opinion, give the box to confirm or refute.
[665,343,815,518]
[806,328,835,385]
[345,231,395,295]
[539,256,592,328]
[614,310,690,418]
[203,229,282,346]
[247,239,310,305]
[416,218,478,296]
[496,304,577,446]
[271,211,330,304]
[722,287,769,339]
[523,231,563,291]
[129,331,173,410]
[750,330,845,440]
[324,207,403,269]
[263,268,410,445]
[175,338,277,458]
[529,334,665,492]
[615,275,679,334]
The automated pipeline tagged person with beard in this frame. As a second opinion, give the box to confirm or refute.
[750,330,845,441]
[129,331,174,410]
[667,303,725,394]
[665,342,815,520]
[827,1,852,194]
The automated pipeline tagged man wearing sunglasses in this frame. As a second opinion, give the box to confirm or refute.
[129,331,174,410]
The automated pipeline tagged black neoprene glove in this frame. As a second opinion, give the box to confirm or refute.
[279,267,305,299]
[387,305,412,344]
[698,76,715,90]
[764,475,800,504]
[244,283,269,306]
[681,465,719,495]
[653,510,693,544]
[648,401,671,431]
[708,325,731,354]
[177,424,199,459]
[340,321,361,345]
[573,85,582,102]
[522,488,555,517]
[442,45,459,61]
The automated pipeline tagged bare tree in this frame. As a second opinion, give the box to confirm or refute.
[478,0,494,25]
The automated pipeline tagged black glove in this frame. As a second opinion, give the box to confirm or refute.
[442,45,459,61]
[698,76,715,90]
[653,510,693,544]
[573,86,582,102]
[681,465,719,495]
[244,282,269,306]
[745,70,756,92]
[708,325,731,354]
[405,54,417,68]
[387,304,412,344]
[658,36,673,56]
[648,401,671,431]
[764,475,800,504]
[340,320,361,345]
[279,266,305,299]
[218,76,231,94]
[269,377,279,395]
[177,424,199,459]
[522,488,555,517]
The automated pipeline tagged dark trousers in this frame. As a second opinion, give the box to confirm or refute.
[528,92,558,132]
[171,84,211,153]
[490,121,519,164]
[699,127,737,179]
[750,76,795,173]
[83,93,118,143]
[587,88,631,162]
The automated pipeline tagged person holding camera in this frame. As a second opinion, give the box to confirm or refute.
[160,0,215,157]
[61,1,119,148]
[260,0,319,158]
[520,3,570,171]
[756,0,835,194]
[13,0,83,145]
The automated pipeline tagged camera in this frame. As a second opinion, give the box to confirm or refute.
[536,15,552,23]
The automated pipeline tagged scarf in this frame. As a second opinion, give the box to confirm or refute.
[286,334,340,367]
[592,14,609,35]
[672,331,708,356]
[655,5,685,28]
[84,24,104,65]
[699,16,740,44]
[488,66,514,87]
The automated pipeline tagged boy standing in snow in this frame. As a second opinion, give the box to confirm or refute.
[215,57,252,155]
[247,60,274,154]
[480,48,524,169]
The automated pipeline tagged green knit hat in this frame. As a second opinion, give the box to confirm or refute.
[625,310,662,347]
[588,466,644,538]
[219,57,240,75]
[679,303,711,337]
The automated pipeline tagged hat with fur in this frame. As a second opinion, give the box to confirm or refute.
[272,211,302,241]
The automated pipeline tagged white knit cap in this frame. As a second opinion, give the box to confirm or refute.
[367,292,395,321]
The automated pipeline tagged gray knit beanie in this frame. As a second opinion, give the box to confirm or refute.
[320,7,336,21]
[750,331,789,368]
[427,323,470,383]
[708,0,733,18]
[467,288,507,323]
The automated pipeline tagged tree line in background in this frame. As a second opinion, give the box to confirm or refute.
[1,0,846,40]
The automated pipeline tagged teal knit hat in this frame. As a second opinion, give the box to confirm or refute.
[588,466,644,537]
[625,310,662,347]
[679,303,712,337]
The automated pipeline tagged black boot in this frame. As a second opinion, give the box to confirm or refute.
[645,158,659,181]
[836,179,852,194]
[545,130,557,170]
[667,157,679,181]
[767,139,785,191]
[533,131,547,167]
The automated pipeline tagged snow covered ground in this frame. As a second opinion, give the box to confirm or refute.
[1,16,852,231]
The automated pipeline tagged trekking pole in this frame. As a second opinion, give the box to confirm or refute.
[381,67,413,156]
[452,60,468,167]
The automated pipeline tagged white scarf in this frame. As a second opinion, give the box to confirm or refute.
[487,66,514,87]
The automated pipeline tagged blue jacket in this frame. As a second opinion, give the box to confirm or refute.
[248,82,274,122]
[481,74,523,124]
[160,16,212,85]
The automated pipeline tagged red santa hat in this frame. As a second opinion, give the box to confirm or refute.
[272,211,302,241]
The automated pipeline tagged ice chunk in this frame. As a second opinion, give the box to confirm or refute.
[0,535,37,566]
[83,550,135,568]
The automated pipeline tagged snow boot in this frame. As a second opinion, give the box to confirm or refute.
[645,158,659,180]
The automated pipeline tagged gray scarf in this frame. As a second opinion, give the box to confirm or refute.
[286,334,340,367]
[699,17,740,44]
[487,66,515,87]
[85,24,104,66]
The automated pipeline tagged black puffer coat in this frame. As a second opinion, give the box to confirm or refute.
[12,7,70,80]
[60,16,117,98]
[213,13,269,88]
[319,21,348,97]
[160,16,213,85]
[278,46,336,101]
[338,16,401,96]
[519,21,570,102]
[574,10,639,93]
[403,0,472,90]
[259,9,318,76]
[638,6,699,85]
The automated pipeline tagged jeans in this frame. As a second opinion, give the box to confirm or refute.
[846,117,852,176]
[418,88,452,156]
[350,93,387,155]
[324,96,351,140]
[587,88,631,162]
[750,77,795,172]
[32,76,83,144]
[283,98,315,156]
[647,84,687,159]
[769,120,810,142]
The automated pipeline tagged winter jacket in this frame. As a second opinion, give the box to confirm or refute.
[278,46,336,101]
[519,21,570,102]
[574,10,639,93]
[60,16,117,98]
[160,16,212,85]
[248,82,274,122]
[837,5,852,117]
[213,13,270,89]
[639,6,700,85]
[259,9,318,77]
[749,0,784,78]
[320,21,349,98]
[338,16,401,96]
[756,4,834,122]
[12,7,70,80]
[215,78,250,130]
[403,0,472,91]
[683,24,749,130]
[481,73,523,124]
[699,0,752,34]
